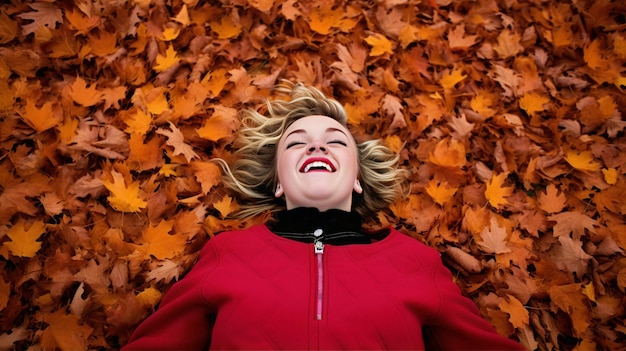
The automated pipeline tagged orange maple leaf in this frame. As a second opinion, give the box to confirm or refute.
[101,170,147,212]
[210,14,242,39]
[191,161,222,194]
[38,310,93,351]
[485,172,513,208]
[447,24,479,50]
[213,195,240,219]
[68,76,103,107]
[21,99,62,133]
[140,220,187,260]
[428,138,467,169]
[425,179,458,206]
[538,183,566,213]
[364,33,393,56]
[309,4,344,35]
[498,294,529,329]
[1,218,46,258]
[439,68,467,90]
[519,92,550,117]
[156,122,199,162]
[196,105,241,142]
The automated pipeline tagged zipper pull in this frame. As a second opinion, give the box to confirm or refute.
[313,229,324,254]
[314,240,324,254]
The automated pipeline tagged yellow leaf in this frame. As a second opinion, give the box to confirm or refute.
[210,15,242,39]
[584,39,605,70]
[161,27,180,41]
[425,179,458,206]
[101,170,147,212]
[140,220,186,260]
[154,45,179,72]
[564,150,600,172]
[499,294,529,329]
[485,172,513,208]
[173,5,190,25]
[136,286,162,308]
[122,108,152,135]
[201,68,229,98]
[398,25,418,48]
[519,92,550,116]
[364,33,393,56]
[1,218,46,258]
[439,68,467,90]
[602,168,618,185]
[309,5,343,35]
[213,195,240,219]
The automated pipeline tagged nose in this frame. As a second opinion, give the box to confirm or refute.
[307,140,327,154]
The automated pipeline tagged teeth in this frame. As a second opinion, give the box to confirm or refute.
[304,161,332,173]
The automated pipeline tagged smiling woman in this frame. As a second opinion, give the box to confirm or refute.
[122,82,525,351]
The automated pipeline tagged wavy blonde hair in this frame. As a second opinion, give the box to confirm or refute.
[218,82,406,219]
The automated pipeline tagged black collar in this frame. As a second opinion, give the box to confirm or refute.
[268,207,373,245]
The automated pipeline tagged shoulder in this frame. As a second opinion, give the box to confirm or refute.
[383,228,443,264]
[199,225,268,253]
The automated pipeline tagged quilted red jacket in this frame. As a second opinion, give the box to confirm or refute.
[123,225,524,350]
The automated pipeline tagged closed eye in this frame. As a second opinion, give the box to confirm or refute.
[286,141,305,149]
[328,140,347,146]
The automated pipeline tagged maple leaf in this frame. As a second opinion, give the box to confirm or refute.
[382,94,406,129]
[191,161,222,194]
[101,170,147,212]
[38,310,94,351]
[439,68,467,90]
[548,211,597,239]
[140,220,187,260]
[448,24,479,50]
[154,45,179,73]
[17,2,63,35]
[0,11,19,44]
[537,184,566,213]
[145,259,183,283]
[552,236,593,276]
[548,284,591,337]
[75,257,111,293]
[67,76,103,107]
[309,4,344,35]
[499,294,529,329]
[564,150,601,172]
[428,138,467,169]
[425,179,458,206]
[196,105,241,142]
[210,13,242,39]
[1,218,46,258]
[477,216,512,254]
[364,33,393,56]
[485,172,513,208]
[519,92,550,117]
[494,29,524,58]
[156,122,199,162]
[21,99,62,133]
[213,195,240,219]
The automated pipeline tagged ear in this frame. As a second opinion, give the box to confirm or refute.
[275,183,284,197]
[353,179,363,194]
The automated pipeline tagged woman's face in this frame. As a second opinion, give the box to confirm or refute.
[275,115,362,212]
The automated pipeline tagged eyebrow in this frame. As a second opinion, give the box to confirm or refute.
[285,127,349,139]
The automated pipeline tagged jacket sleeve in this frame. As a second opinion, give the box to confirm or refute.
[122,239,221,351]
[425,255,526,351]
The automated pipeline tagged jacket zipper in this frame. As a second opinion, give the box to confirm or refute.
[314,239,324,320]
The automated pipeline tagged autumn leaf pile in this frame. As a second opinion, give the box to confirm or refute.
[0,0,624,349]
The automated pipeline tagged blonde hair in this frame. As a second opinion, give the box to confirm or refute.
[218,82,406,219]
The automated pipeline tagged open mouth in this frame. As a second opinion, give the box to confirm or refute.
[299,158,336,173]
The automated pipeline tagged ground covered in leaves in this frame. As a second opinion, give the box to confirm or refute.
[0,0,625,350]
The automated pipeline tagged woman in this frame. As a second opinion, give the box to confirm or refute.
[123,83,524,350]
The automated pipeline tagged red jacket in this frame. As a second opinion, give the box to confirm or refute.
[123,225,524,350]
